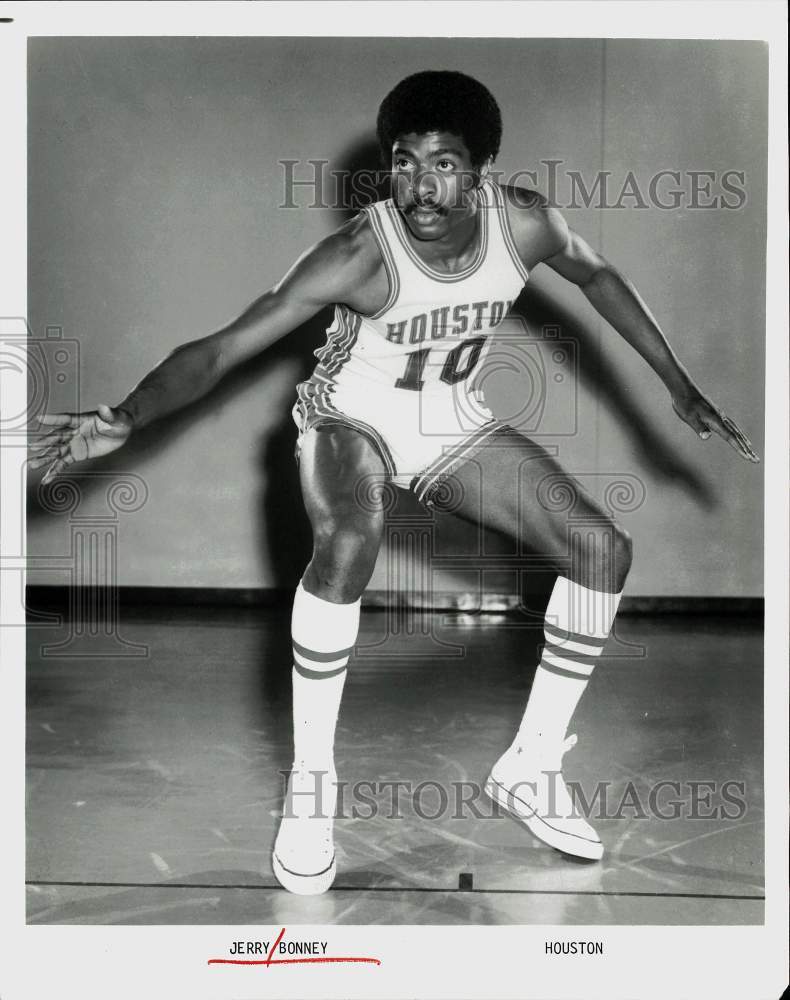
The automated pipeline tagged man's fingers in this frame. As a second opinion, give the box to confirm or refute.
[731,437,759,463]
[711,412,760,463]
[722,415,758,454]
[37,412,82,429]
[96,403,119,423]
[680,399,760,463]
[41,453,75,485]
[41,462,61,484]
[716,413,759,462]
[728,431,758,462]
[29,431,72,453]
[30,442,72,470]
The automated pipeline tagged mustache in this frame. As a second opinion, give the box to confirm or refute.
[407,202,446,215]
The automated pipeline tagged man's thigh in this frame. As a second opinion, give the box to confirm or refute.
[298,421,390,531]
[447,425,614,563]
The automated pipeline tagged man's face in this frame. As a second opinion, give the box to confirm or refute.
[390,131,487,241]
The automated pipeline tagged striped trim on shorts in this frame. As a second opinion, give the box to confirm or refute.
[409,418,502,508]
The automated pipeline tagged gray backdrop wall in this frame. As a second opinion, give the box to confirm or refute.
[27,37,766,596]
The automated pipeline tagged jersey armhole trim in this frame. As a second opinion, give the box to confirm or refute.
[491,182,531,285]
[361,204,401,319]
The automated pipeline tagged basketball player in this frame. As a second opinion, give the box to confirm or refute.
[33,72,758,894]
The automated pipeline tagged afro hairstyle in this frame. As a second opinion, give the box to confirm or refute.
[376,70,502,169]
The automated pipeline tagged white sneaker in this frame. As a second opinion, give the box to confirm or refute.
[484,734,604,861]
[272,764,337,895]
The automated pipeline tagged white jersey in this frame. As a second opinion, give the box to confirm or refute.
[293,179,530,495]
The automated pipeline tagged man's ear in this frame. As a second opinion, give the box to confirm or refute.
[476,156,493,184]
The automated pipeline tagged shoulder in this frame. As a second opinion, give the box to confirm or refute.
[496,183,570,263]
[275,210,385,303]
[305,212,382,280]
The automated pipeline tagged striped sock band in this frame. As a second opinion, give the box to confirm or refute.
[513,576,623,748]
[290,580,361,771]
[539,576,622,681]
[292,638,354,680]
[291,580,360,680]
[540,622,609,681]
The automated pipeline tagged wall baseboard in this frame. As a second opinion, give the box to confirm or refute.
[24,586,763,617]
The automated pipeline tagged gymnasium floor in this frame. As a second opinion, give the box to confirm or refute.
[26,605,764,925]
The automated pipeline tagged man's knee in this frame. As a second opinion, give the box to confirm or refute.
[311,520,382,600]
[569,519,632,591]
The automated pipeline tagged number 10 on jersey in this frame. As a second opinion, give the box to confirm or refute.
[394,336,488,391]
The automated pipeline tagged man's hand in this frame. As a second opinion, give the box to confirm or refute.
[29,404,134,484]
[672,390,759,463]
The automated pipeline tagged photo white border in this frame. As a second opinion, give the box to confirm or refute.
[1,3,787,998]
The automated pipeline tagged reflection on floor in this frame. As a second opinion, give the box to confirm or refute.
[26,606,764,925]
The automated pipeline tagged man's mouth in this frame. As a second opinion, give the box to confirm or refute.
[410,206,442,224]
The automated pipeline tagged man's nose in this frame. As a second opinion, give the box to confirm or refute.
[412,170,441,204]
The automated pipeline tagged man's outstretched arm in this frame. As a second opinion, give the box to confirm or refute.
[527,201,759,463]
[114,232,366,430]
[31,225,372,482]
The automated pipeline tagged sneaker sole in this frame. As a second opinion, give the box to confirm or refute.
[484,776,604,861]
[272,851,336,895]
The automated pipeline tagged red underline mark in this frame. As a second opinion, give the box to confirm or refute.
[267,927,286,964]
[207,927,381,968]
[207,957,382,966]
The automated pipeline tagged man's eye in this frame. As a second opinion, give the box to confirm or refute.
[437,160,455,172]
[394,158,412,170]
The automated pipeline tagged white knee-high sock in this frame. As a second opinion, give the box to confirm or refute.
[513,576,623,750]
[290,579,361,771]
